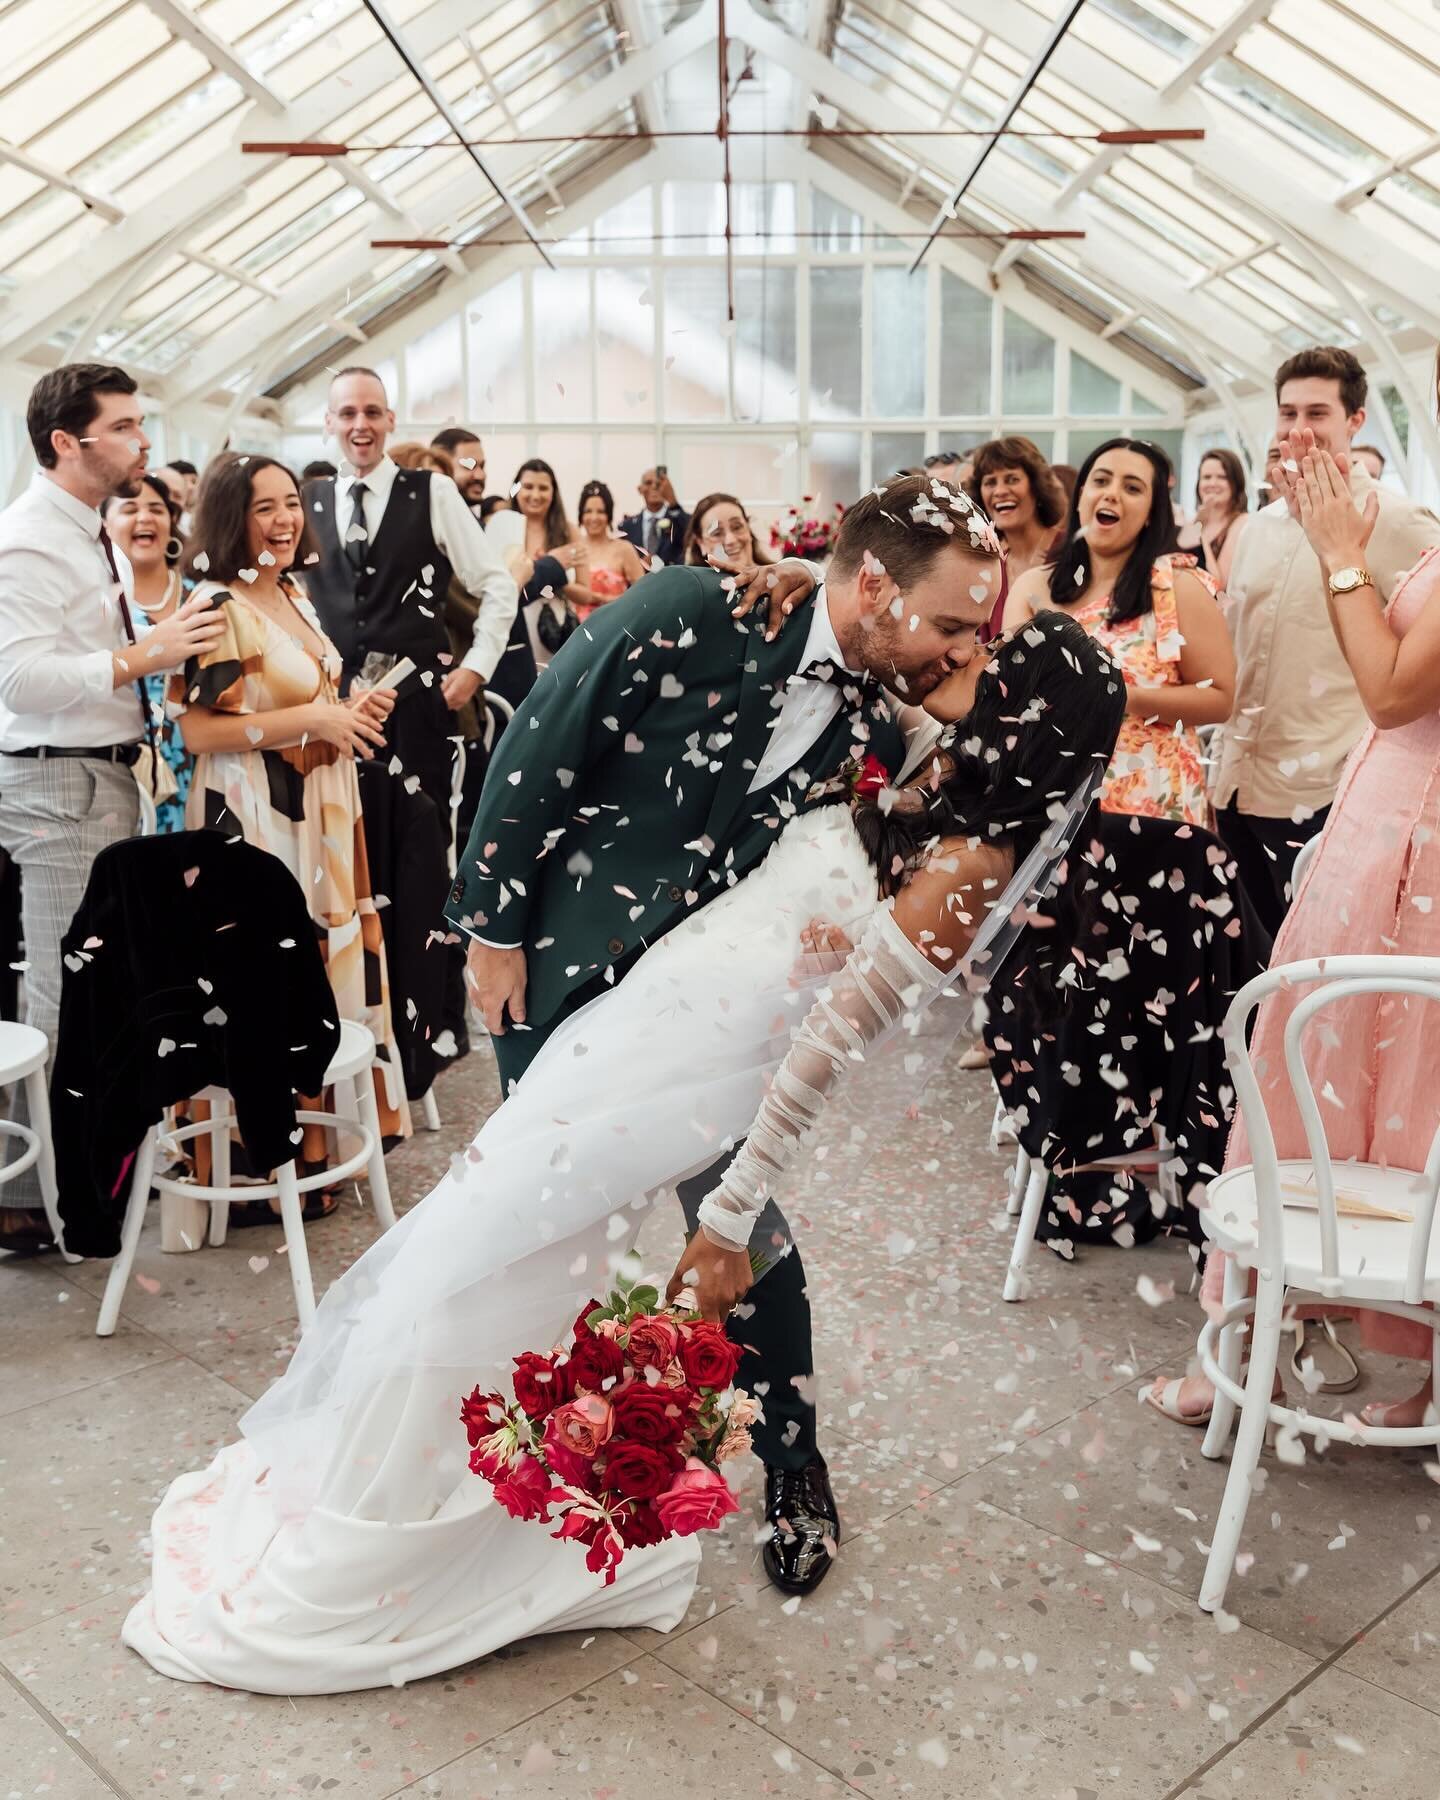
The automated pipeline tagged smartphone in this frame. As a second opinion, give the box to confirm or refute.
[656,464,667,478]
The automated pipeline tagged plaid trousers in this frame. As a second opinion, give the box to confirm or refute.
[0,755,138,1207]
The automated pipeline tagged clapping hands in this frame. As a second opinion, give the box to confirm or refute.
[1271,428,1378,570]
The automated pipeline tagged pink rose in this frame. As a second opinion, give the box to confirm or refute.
[543,1394,613,1485]
[626,1314,680,1373]
[654,1456,740,1538]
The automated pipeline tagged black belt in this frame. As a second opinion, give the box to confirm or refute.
[3,743,141,766]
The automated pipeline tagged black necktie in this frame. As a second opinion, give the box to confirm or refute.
[345,481,369,573]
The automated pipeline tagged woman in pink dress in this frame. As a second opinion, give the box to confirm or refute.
[1151,419,1440,1428]
[572,480,646,621]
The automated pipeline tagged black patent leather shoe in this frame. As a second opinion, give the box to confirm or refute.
[761,1458,841,1595]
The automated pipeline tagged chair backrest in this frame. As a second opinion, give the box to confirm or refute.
[1222,955,1440,1303]
[1288,830,1320,900]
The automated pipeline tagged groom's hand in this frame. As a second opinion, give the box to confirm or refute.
[667,1231,754,1323]
[465,941,527,1036]
[720,556,817,642]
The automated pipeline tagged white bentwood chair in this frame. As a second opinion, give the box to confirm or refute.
[995,1095,1179,1302]
[1196,955,1440,1616]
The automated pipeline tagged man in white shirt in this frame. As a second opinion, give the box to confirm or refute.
[0,365,223,1245]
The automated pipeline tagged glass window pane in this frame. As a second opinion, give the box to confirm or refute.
[403,315,463,426]
[664,266,728,421]
[1008,429,1053,462]
[733,182,796,254]
[591,187,654,255]
[733,266,796,423]
[1131,389,1165,418]
[1070,350,1123,415]
[596,435,655,510]
[811,189,864,254]
[532,267,593,422]
[870,269,926,417]
[468,275,527,422]
[810,267,863,421]
[662,181,723,254]
[1002,310,1055,415]
[809,431,862,511]
[939,272,992,416]
[669,436,791,508]
[871,430,926,481]
[596,268,655,418]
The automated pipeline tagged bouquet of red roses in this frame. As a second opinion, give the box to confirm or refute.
[461,1267,756,1584]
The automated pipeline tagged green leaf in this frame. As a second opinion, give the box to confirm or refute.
[627,1285,660,1313]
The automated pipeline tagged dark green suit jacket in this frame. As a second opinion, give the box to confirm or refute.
[446,564,903,1042]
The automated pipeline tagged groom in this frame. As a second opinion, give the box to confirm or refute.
[447,474,998,1593]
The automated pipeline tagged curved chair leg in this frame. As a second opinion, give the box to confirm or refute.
[357,1073,398,1231]
[1202,1256,1248,1461]
[1003,1160,1049,1302]
[276,1161,316,1332]
[419,1088,442,1133]
[23,1066,75,1263]
[1005,1145,1028,1218]
[1200,1270,1284,1614]
[96,1130,157,1337]
[208,1099,232,1247]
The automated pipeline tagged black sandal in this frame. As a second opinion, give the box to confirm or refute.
[226,1191,340,1229]
[0,1208,59,1257]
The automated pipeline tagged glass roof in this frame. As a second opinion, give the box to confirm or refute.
[0,0,1437,415]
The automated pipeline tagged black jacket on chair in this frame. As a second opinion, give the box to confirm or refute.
[51,833,339,1258]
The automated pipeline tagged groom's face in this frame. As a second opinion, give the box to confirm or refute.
[854,543,999,700]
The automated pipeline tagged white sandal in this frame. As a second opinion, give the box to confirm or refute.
[1288,1318,1360,1394]
[1144,1378,1212,1427]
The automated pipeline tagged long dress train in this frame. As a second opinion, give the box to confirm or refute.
[123,802,885,1693]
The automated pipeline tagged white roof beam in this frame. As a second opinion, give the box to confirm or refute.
[0,140,124,223]
[0,0,497,359]
[465,30,565,213]
[185,248,281,299]
[140,0,283,109]
[1187,239,1273,291]
[612,0,664,139]
[898,33,986,207]
[1159,0,1274,100]
[1334,128,1440,211]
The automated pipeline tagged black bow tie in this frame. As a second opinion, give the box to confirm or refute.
[800,658,879,705]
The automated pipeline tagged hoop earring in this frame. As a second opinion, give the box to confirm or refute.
[166,536,184,562]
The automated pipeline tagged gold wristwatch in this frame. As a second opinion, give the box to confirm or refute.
[1327,565,1373,597]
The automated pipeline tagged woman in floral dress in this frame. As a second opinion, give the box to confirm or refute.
[1004,437,1235,822]
[177,456,410,1211]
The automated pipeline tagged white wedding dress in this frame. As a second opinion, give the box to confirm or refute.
[123,800,892,1694]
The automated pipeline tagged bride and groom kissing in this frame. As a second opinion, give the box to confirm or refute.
[122,471,1125,1695]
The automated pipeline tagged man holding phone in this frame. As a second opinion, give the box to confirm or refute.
[620,467,690,566]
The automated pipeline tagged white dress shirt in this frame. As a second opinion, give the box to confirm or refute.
[747,585,858,793]
[333,456,518,680]
[0,472,144,751]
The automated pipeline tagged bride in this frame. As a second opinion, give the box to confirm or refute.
[124,610,1124,1695]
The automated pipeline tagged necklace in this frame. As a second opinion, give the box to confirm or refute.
[132,566,180,617]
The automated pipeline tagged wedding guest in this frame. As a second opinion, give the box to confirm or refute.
[1151,396,1440,1429]
[480,495,511,523]
[968,436,1066,585]
[1050,462,1079,504]
[924,449,972,486]
[1353,443,1386,481]
[1177,448,1250,589]
[1005,437,1235,825]
[176,454,410,1209]
[0,365,224,1249]
[429,427,487,511]
[573,481,645,619]
[619,468,689,566]
[1211,347,1440,936]
[100,473,193,831]
[303,369,519,1064]
[302,459,337,481]
[504,458,589,670]
[683,492,770,568]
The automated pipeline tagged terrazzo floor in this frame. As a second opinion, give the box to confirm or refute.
[4,1042,1440,1798]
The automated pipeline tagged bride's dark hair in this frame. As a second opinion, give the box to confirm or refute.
[854,611,1126,1005]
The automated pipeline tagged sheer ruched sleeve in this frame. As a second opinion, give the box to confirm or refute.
[696,905,951,1249]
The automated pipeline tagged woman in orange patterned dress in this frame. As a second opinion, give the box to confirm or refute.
[1004,437,1234,822]
[176,457,411,1217]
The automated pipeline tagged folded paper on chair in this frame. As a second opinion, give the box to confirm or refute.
[1279,1178,1412,1223]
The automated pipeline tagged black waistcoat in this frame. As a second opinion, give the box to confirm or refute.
[303,469,454,677]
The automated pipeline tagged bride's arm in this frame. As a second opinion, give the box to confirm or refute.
[667,837,1009,1319]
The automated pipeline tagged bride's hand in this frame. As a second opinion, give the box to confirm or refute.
[666,1232,753,1323]
[800,917,853,959]
[719,556,817,641]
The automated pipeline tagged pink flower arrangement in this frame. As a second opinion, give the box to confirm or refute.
[461,1270,751,1584]
[769,498,844,560]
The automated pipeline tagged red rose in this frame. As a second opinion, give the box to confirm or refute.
[488,1452,553,1523]
[618,1500,667,1550]
[610,1380,693,1447]
[459,1387,507,1448]
[625,1313,680,1373]
[655,1457,741,1537]
[565,1331,625,1394]
[551,1508,626,1584]
[853,754,890,800]
[602,1439,682,1500]
[543,1395,613,1487]
[512,1351,572,1420]
[572,1299,603,1338]
[678,1321,745,1391]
